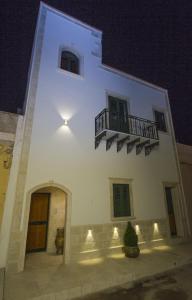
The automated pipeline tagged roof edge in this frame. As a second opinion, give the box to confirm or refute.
[40,1,102,35]
[0,111,19,116]
[101,64,167,93]
[40,2,167,93]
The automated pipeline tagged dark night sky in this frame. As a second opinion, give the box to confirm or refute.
[1,0,192,145]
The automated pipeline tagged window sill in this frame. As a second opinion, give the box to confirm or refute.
[158,130,170,136]
[111,216,136,222]
[57,68,84,80]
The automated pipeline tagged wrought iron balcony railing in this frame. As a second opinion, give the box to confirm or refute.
[95,109,159,140]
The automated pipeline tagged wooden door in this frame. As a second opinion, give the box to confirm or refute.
[165,187,177,236]
[108,96,129,133]
[26,193,50,253]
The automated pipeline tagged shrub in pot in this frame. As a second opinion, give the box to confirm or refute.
[123,221,140,258]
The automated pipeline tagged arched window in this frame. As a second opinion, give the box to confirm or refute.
[60,51,79,75]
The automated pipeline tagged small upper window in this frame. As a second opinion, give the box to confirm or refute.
[154,110,167,132]
[60,51,79,75]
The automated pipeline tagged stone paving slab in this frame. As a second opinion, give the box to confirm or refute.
[77,263,192,300]
[4,242,192,300]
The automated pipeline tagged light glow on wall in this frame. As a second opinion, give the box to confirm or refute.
[83,229,96,253]
[151,238,164,242]
[59,110,74,122]
[56,108,76,135]
[135,224,146,244]
[135,224,140,235]
[141,248,152,254]
[64,119,68,126]
[78,257,104,266]
[80,249,98,254]
[107,253,124,260]
[112,227,119,240]
[153,222,159,233]
[86,229,94,242]
[56,113,72,135]
[153,245,171,251]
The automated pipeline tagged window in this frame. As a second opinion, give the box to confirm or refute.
[154,110,167,132]
[113,184,131,218]
[60,51,79,74]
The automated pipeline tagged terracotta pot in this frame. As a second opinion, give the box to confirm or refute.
[123,246,140,258]
[55,227,64,254]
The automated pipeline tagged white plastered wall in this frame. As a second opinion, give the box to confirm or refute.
[21,8,179,229]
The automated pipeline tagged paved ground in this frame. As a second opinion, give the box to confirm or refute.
[80,263,192,300]
[4,242,192,300]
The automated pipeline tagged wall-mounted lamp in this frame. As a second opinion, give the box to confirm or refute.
[64,119,68,126]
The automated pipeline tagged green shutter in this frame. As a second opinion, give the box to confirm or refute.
[113,184,131,217]
[154,110,167,132]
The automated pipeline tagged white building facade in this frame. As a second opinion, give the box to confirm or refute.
[0,3,190,273]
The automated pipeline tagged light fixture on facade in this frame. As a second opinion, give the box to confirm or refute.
[64,119,68,126]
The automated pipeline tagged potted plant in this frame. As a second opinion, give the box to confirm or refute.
[123,221,140,258]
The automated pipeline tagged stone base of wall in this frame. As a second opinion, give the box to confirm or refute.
[70,219,169,262]
[7,218,187,274]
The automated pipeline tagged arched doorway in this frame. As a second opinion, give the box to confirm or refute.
[22,183,71,271]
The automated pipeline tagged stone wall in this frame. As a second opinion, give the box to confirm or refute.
[70,219,169,261]
[0,112,18,228]
[177,143,192,235]
[38,187,66,253]
[0,112,18,134]
[0,146,11,226]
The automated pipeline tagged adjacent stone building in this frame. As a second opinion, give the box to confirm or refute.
[0,111,18,226]
[177,143,192,234]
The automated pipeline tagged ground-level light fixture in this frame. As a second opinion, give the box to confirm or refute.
[153,222,159,233]
[86,229,94,242]
[113,226,119,239]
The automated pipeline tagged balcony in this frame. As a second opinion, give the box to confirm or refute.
[95,109,159,155]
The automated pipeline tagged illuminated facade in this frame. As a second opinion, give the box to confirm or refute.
[0,3,190,273]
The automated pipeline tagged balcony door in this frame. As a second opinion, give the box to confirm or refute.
[108,96,128,133]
